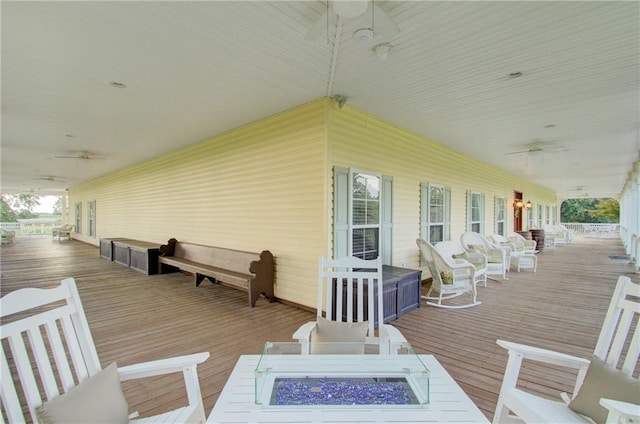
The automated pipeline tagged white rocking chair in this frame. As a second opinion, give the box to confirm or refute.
[460,231,509,280]
[293,256,407,354]
[492,233,537,273]
[435,240,488,288]
[0,278,210,423]
[417,238,481,309]
[493,275,640,424]
[508,232,537,255]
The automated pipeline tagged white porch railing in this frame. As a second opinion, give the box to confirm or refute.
[1,219,61,235]
[561,223,620,238]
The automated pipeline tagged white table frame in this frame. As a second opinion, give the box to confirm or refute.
[207,354,489,423]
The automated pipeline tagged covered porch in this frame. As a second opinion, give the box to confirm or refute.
[0,235,635,421]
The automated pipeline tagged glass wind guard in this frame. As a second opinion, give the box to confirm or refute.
[254,342,429,408]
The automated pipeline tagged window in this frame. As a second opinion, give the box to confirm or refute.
[527,204,534,230]
[466,191,485,233]
[333,167,393,264]
[537,204,544,228]
[495,196,507,235]
[551,206,557,224]
[74,202,82,234]
[421,183,451,243]
[546,205,552,225]
[88,200,96,237]
[352,172,380,260]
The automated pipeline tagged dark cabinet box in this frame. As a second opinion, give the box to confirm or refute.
[331,265,421,325]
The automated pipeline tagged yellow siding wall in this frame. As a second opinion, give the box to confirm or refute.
[326,104,556,270]
[68,97,556,308]
[69,100,328,307]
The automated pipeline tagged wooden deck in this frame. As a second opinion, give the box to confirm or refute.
[0,236,636,421]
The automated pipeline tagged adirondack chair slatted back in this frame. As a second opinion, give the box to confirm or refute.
[1,278,101,423]
[593,275,640,376]
[318,256,384,338]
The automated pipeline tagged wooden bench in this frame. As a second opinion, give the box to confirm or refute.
[158,238,275,307]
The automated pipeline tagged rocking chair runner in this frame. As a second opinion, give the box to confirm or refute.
[416,238,480,309]
[493,275,640,424]
[0,278,210,423]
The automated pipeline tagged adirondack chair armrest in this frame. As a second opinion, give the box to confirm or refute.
[600,398,640,423]
[293,321,318,354]
[118,352,210,381]
[497,340,590,369]
[379,324,408,344]
[292,321,317,341]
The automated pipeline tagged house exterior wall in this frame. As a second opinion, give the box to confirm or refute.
[326,103,556,270]
[69,99,328,307]
[69,97,555,308]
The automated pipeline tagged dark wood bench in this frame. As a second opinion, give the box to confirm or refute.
[158,238,275,307]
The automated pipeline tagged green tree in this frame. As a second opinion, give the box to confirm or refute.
[53,197,62,215]
[0,194,40,221]
[1,198,18,222]
[561,198,619,223]
[589,198,619,222]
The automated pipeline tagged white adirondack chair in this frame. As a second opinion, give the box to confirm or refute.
[435,240,488,287]
[460,232,509,280]
[417,239,481,309]
[293,256,407,354]
[0,278,210,424]
[493,275,640,424]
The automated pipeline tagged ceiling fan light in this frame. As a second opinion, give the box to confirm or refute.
[372,42,391,60]
[332,0,369,18]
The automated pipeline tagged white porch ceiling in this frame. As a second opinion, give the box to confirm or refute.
[2,1,638,200]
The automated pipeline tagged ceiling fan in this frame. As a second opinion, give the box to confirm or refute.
[505,141,569,156]
[33,176,67,183]
[306,0,400,41]
[54,151,106,160]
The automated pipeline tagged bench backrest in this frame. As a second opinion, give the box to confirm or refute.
[174,242,261,274]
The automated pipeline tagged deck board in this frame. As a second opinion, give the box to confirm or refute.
[0,235,636,421]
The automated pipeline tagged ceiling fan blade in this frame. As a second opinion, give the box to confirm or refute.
[54,151,105,160]
[372,4,400,38]
[504,150,530,156]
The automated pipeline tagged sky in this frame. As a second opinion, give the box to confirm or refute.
[34,195,59,213]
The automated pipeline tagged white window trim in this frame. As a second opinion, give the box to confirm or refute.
[333,167,393,264]
[421,182,451,243]
[348,169,382,260]
[527,204,534,230]
[88,200,96,238]
[75,202,82,235]
[537,204,544,228]
[495,196,507,236]
[467,191,485,233]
